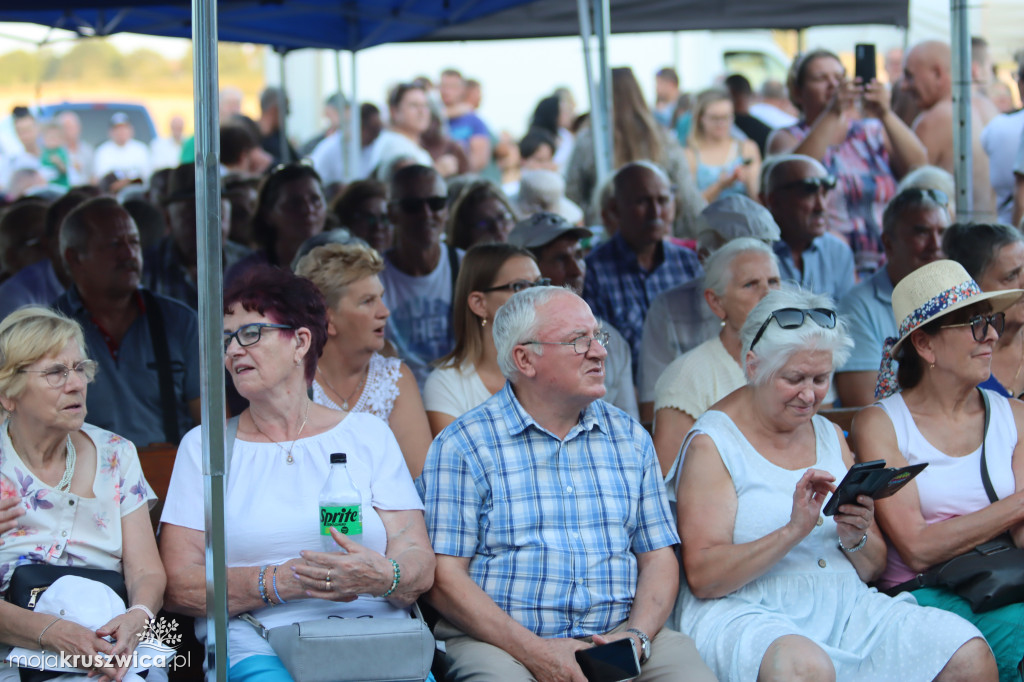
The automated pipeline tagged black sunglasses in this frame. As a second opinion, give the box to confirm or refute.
[939,312,1005,342]
[392,196,447,214]
[775,176,838,195]
[481,277,552,294]
[750,308,837,350]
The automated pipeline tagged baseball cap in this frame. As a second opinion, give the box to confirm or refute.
[508,212,592,249]
[110,112,131,126]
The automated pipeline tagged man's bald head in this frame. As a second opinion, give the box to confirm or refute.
[904,41,952,109]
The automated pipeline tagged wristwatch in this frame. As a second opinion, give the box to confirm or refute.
[625,627,651,664]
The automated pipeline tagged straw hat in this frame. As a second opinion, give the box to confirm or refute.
[888,260,1023,357]
[874,260,1024,399]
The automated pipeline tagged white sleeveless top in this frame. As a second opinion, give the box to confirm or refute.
[312,353,402,422]
[876,388,1017,587]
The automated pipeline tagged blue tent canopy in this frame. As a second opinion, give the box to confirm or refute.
[0,0,909,52]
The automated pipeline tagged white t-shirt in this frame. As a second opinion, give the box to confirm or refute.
[149,137,182,172]
[370,130,432,177]
[94,139,151,180]
[380,245,460,387]
[160,413,423,667]
[423,362,493,420]
[654,335,744,420]
[980,110,1024,224]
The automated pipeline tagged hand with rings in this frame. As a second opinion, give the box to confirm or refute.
[295,529,393,601]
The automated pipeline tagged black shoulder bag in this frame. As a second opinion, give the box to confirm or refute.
[889,389,1024,613]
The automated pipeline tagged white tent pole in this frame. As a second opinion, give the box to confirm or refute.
[278,50,289,162]
[950,0,973,218]
[190,0,228,677]
[335,49,347,180]
[577,0,610,191]
[595,0,613,176]
[348,50,361,181]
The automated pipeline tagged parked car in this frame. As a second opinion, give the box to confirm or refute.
[0,101,158,157]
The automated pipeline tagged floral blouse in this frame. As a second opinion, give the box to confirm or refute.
[0,421,155,593]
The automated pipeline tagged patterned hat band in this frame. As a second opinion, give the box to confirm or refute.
[895,279,983,343]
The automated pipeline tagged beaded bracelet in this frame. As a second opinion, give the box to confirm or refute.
[378,558,401,599]
[128,604,155,621]
[272,565,286,604]
[258,565,272,605]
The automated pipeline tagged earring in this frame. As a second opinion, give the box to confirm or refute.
[929,363,935,370]
[481,319,487,328]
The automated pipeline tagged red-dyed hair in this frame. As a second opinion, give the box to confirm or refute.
[223,264,328,385]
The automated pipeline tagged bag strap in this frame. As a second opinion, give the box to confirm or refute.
[225,415,240,480]
[978,388,998,504]
[143,289,180,444]
[239,612,269,640]
[447,244,460,293]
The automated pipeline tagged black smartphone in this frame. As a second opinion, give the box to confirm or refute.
[855,43,877,83]
[575,639,641,682]
[823,459,928,516]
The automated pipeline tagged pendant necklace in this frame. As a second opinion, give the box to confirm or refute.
[317,366,366,412]
[250,399,310,464]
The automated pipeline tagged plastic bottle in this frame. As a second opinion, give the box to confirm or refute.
[318,453,362,551]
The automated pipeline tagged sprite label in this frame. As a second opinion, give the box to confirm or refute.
[320,505,362,536]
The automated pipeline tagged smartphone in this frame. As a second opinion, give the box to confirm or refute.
[575,639,641,682]
[823,459,927,516]
[855,43,877,83]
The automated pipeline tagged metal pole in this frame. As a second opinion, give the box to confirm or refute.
[595,0,613,174]
[348,51,361,181]
[190,0,227,678]
[335,50,347,181]
[577,0,611,191]
[950,0,973,218]
[277,50,289,163]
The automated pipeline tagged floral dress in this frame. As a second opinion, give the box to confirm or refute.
[0,421,155,594]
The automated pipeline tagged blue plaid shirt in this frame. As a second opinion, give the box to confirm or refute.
[582,233,702,379]
[418,383,678,638]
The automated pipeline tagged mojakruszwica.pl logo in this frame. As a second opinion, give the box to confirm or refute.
[10,616,191,672]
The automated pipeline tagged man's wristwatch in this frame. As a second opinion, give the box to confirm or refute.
[625,628,651,664]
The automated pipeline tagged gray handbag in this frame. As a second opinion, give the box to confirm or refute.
[240,604,434,682]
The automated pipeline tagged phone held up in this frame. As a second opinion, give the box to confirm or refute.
[855,43,877,84]
[575,638,641,682]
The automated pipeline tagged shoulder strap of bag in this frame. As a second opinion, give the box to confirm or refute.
[447,244,460,292]
[978,388,998,504]
[143,289,180,444]
[226,414,240,480]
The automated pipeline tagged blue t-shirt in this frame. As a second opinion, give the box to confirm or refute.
[447,113,490,151]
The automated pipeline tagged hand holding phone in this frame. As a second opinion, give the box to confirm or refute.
[855,44,877,84]
[575,639,641,682]
[822,460,927,516]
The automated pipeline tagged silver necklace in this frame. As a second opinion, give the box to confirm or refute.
[249,400,310,464]
[317,366,366,411]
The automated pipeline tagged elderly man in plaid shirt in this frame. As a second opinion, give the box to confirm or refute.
[418,287,714,682]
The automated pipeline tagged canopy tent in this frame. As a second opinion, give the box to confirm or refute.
[0,0,909,51]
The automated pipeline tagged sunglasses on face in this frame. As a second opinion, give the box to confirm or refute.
[481,277,552,294]
[392,196,447,214]
[775,176,838,195]
[19,360,98,388]
[750,308,838,350]
[223,322,294,351]
[352,211,391,228]
[939,312,1005,342]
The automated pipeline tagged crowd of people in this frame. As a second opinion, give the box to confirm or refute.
[0,39,1023,682]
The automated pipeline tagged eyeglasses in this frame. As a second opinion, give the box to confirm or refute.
[474,212,514,233]
[224,323,294,350]
[481,277,551,294]
[19,360,98,388]
[392,196,447,214]
[524,330,611,355]
[774,176,838,195]
[351,211,390,229]
[939,312,1005,342]
[750,308,837,350]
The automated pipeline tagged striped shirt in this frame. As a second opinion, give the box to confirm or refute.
[418,382,678,638]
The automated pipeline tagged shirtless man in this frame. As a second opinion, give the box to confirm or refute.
[903,40,996,219]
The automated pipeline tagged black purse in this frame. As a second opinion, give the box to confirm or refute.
[889,389,1024,613]
[5,564,128,682]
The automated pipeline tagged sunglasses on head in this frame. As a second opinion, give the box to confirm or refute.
[392,196,447,214]
[776,176,838,195]
[939,311,1005,342]
[750,307,837,350]
[891,187,949,208]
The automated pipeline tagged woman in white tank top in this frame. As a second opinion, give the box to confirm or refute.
[854,260,1024,681]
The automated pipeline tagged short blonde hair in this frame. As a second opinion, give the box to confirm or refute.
[295,242,384,308]
[0,307,87,417]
